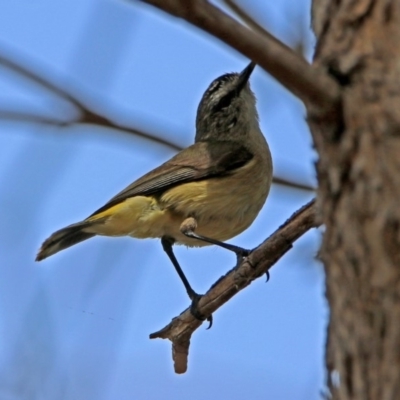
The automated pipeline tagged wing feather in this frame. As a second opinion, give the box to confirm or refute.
[89,140,253,217]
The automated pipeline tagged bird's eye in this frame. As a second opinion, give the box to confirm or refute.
[211,90,235,113]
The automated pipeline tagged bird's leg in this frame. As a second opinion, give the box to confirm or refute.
[161,236,213,328]
[161,236,195,299]
[180,218,270,282]
[180,217,250,266]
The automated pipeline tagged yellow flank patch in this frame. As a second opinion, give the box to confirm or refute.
[160,180,209,216]
[87,202,133,222]
[85,196,175,238]
[83,156,271,247]
[159,161,270,244]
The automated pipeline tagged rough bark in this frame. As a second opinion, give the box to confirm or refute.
[310,1,400,399]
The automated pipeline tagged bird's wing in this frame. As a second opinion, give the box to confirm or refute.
[88,140,253,217]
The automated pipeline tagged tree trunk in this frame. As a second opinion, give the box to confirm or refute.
[310,1,400,399]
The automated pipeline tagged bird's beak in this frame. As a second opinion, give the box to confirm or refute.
[236,61,256,92]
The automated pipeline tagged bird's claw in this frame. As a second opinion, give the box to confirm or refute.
[190,292,213,329]
[235,248,250,267]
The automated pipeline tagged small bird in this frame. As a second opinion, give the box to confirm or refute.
[36,61,273,322]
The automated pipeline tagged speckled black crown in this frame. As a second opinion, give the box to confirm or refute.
[195,69,255,142]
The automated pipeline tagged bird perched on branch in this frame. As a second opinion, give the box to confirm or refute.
[36,61,273,324]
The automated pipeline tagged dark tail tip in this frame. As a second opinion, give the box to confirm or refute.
[35,250,46,262]
[35,236,60,261]
[35,222,96,262]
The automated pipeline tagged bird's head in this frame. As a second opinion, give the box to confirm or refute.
[195,62,258,141]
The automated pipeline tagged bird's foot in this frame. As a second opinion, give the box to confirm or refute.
[235,248,270,282]
[234,248,250,267]
[189,292,213,329]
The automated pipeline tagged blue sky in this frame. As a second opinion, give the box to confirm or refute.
[0,1,326,399]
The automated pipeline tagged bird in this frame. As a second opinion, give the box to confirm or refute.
[36,61,273,323]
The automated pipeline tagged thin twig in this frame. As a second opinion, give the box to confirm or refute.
[1,111,182,151]
[223,0,274,39]
[0,50,181,151]
[0,53,81,109]
[1,50,315,191]
[223,0,306,56]
[272,176,315,192]
[5,105,315,190]
[140,0,341,110]
[150,198,320,373]
[0,111,67,126]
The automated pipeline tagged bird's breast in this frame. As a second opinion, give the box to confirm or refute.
[160,155,272,245]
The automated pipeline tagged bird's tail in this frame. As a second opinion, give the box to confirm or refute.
[36,220,99,261]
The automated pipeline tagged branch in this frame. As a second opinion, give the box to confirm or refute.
[223,0,307,56]
[0,52,81,109]
[272,176,315,192]
[0,50,182,151]
[149,198,320,373]
[1,109,182,151]
[139,0,341,110]
[0,50,314,192]
[79,109,183,151]
[0,111,67,125]
[223,0,279,42]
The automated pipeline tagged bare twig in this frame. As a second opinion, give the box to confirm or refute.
[0,53,81,109]
[150,198,320,373]
[0,111,67,126]
[139,0,341,110]
[1,49,315,191]
[223,0,274,40]
[0,50,181,151]
[79,110,183,151]
[223,0,307,57]
[1,110,182,151]
[272,176,315,192]
[223,0,308,59]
